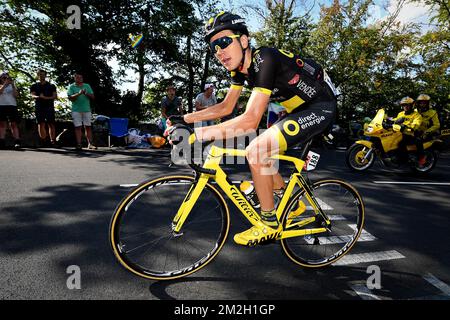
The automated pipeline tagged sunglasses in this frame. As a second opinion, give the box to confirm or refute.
[209,35,240,53]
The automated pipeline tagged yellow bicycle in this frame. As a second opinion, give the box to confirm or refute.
[109,139,365,280]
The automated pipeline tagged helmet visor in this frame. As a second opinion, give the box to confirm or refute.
[417,101,429,110]
[209,35,240,53]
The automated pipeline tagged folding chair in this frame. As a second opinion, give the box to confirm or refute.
[108,118,129,147]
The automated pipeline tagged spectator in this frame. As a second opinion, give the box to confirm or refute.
[0,71,21,149]
[30,69,58,147]
[161,84,183,132]
[67,71,97,150]
[266,102,285,128]
[195,83,217,127]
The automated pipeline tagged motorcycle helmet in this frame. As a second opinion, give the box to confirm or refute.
[416,94,431,113]
[400,96,414,115]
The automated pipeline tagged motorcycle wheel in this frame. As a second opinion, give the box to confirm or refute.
[412,150,438,173]
[346,143,375,171]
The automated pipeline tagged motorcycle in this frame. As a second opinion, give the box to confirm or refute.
[346,109,443,173]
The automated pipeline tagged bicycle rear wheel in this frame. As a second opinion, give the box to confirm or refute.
[280,179,364,267]
[109,175,230,280]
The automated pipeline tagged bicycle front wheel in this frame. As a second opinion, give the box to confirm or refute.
[109,175,230,280]
[280,179,364,267]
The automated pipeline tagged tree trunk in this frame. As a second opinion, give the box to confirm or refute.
[186,35,195,113]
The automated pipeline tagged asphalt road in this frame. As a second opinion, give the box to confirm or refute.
[0,145,449,300]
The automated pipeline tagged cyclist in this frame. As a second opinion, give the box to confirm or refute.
[168,11,337,246]
[392,96,425,165]
[415,94,440,140]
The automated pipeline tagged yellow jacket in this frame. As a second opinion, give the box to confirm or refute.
[393,110,422,136]
[416,108,440,134]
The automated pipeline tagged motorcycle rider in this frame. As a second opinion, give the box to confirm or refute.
[392,96,425,165]
[415,94,440,140]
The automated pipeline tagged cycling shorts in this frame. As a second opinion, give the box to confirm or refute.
[271,99,336,152]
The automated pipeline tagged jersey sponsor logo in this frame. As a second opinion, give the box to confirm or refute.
[296,79,317,98]
[283,120,300,136]
[297,112,326,130]
[288,74,300,85]
[303,62,316,77]
[253,52,264,73]
[296,58,304,68]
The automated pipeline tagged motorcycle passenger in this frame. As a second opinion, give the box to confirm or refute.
[393,96,425,165]
[415,94,440,140]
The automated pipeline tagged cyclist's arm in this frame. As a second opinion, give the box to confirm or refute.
[184,85,242,123]
[194,89,270,141]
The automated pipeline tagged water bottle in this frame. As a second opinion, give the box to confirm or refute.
[239,181,260,209]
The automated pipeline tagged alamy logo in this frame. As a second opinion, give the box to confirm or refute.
[66,265,81,290]
[366,265,381,289]
[66,5,81,29]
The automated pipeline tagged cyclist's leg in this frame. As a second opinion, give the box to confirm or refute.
[246,131,281,212]
[249,100,336,210]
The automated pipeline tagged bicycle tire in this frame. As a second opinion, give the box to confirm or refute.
[280,179,364,267]
[109,175,230,280]
[346,143,375,171]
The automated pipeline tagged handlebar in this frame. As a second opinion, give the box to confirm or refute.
[187,141,217,176]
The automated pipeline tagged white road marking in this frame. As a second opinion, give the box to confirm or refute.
[349,283,382,300]
[423,273,450,297]
[313,225,376,245]
[328,214,347,221]
[332,250,405,266]
[373,181,450,186]
[120,184,138,188]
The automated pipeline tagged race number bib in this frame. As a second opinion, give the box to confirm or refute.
[323,70,338,96]
[303,151,320,171]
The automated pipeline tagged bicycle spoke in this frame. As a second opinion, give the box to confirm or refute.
[281,180,364,267]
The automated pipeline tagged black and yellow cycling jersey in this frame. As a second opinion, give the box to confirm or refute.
[230,47,337,151]
[230,47,337,113]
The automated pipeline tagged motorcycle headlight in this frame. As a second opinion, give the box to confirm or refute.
[366,126,374,133]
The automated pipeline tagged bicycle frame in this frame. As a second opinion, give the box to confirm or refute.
[172,145,331,240]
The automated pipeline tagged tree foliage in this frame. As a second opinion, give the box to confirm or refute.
[1,0,449,128]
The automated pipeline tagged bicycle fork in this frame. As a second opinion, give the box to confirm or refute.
[171,173,210,234]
